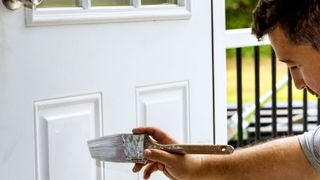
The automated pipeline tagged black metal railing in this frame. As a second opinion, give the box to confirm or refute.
[228,46,320,147]
[288,71,293,135]
[271,49,277,138]
[254,46,261,141]
[236,48,243,147]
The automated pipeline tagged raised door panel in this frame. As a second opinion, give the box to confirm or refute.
[136,81,190,180]
[34,94,103,180]
[136,81,190,143]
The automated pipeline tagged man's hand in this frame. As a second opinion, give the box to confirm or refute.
[132,127,203,180]
[131,127,320,180]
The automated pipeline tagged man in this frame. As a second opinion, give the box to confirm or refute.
[132,0,320,179]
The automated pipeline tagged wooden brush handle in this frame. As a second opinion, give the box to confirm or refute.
[144,135,234,155]
[157,144,234,155]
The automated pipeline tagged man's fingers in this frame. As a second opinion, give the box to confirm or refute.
[143,163,162,179]
[132,160,153,173]
[132,163,144,173]
[132,126,177,144]
[144,149,180,168]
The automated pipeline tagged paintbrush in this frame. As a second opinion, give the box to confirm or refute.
[88,134,234,164]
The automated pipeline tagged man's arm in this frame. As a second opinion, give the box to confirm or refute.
[133,127,320,179]
[200,136,320,179]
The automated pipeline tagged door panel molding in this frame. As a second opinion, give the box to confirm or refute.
[34,93,104,180]
[136,81,190,144]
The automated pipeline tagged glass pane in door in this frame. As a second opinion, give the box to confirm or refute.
[91,0,132,6]
[37,0,80,8]
[141,0,177,5]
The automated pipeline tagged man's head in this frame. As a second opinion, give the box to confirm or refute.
[252,0,320,51]
[252,0,320,97]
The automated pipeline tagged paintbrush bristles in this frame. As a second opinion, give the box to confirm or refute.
[87,134,146,163]
[88,134,127,162]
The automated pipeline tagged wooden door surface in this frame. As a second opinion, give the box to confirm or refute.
[0,1,214,179]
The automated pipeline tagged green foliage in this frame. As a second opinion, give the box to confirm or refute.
[227,45,271,60]
[226,0,259,29]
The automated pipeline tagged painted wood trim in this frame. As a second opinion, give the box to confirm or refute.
[132,0,141,8]
[81,0,91,9]
[135,81,190,144]
[25,3,191,26]
[212,0,227,144]
[33,93,104,180]
[225,28,270,49]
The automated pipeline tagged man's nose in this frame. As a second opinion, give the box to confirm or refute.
[289,67,306,90]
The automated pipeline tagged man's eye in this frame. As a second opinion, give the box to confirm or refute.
[289,66,299,70]
[289,63,300,68]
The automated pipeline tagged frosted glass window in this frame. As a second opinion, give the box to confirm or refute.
[37,0,181,8]
[91,0,132,6]
[37,0,80,8]
[37,0,179,8]
[141,0,177,5]
[30,0,190,26]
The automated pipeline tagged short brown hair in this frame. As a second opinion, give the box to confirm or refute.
[252,0,320,51]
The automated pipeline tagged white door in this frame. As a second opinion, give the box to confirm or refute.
[0,0,215,179]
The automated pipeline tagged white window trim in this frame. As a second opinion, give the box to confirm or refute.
[25,0,191,26]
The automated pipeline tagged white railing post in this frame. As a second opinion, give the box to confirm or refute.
[225,28,270,49]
